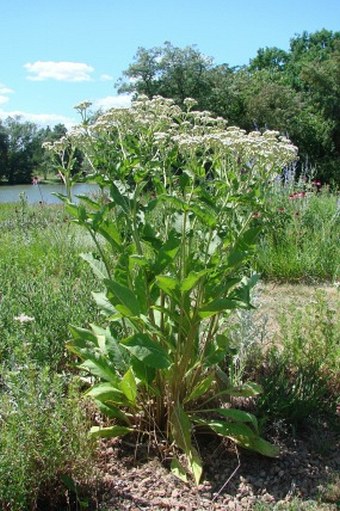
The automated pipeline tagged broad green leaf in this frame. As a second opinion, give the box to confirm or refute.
[170,458,188,482]
[171,403,192,453]
[156,275,179,296]
[184,374,215,403]
[193,417,279,458]
[154,231,181,273]
[109,182,130,212]
[189,447,203,485]
[180,270,208,293]
[131,356,156,386]
[246,436,280,458]
[121,333,171,369]
[229,274,259,307]
[211,408,258,432]
[77,357,119,383]
[227,227,261,267]
[120,368,137,404]
[105,279,141,317]
[190,203,217,228]
[198,298,239,319]
[94,400,131,424]
[90,425,133,439]
[92,292,116,316]
[97,222,122,251]
[86,382,126,404]
[81,253,109,280]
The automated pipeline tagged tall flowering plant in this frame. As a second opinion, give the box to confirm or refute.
[51,96,297,483]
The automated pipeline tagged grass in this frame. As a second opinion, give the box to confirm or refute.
[255,186,340,282]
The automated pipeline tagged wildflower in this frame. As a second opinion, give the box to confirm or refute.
[14,314,35,323]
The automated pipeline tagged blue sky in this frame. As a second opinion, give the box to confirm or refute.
[1,0,339,128]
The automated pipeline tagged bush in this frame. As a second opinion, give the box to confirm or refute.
[0,365,95,511]
[255,291,340,428]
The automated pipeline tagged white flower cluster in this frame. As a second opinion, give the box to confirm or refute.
[45,95,298,180]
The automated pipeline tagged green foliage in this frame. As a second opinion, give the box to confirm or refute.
[0,365,94,511]
[0,202,100,371]
[255,182,340,281]
[256,291,340,428]
[50,96,297,483]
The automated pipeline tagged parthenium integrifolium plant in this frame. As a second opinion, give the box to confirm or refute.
[51,96,297,483]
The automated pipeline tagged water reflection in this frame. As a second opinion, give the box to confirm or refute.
[0,183,100,204]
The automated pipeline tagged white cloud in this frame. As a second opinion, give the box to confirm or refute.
[94,94,132,110]
[100,73,114,81]
[24,61,94,82]
[0,109,76,128]
[0,84,14,95]
[0,83,14,105]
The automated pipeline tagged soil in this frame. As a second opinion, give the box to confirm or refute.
[94,426,339,510]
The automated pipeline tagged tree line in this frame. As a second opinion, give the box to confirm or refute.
[118,29,340,185]
[0,121,69,184]
[0,29,338,185]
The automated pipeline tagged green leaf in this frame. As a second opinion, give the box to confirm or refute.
[198,298,240,319]
[120,368,137,404]
[81,252,109,280]
[109,182,130,212]
[212,408,258,432]
[92,292,116,316]
[121,333,171,369]
[170,458,188,482]
[171,403,192,454]
[97,222,122,251]
[131,356,156,385]
[156,275,179,296]
[105,279,141,317]
[184,374,215,403]
[189,447,203,485]
[153,230,181,273]
[90,425,133,439]
[94,400,131,424]
[86,382,126,405]
[180,270,209,293]
[226,382,262,397]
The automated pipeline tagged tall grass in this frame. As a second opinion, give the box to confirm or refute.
[255,185,340,281]
[0,200,99,509]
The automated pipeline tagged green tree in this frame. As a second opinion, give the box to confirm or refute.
[118,42,214,108]
[2,117,45,184]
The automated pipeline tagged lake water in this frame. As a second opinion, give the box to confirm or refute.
[0,183,100,204]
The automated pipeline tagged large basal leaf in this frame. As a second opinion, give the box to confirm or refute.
[121,333,171,369]
[208,408,259,433]
[86,382,127,405]
[171,403,192,454]
[194,417,279,458]
[170,404,203,484]
[90,425,133,439]
[120,368,137,404]
[184,374,215,403]
[94,400,131,424]
[170,458,188,483]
